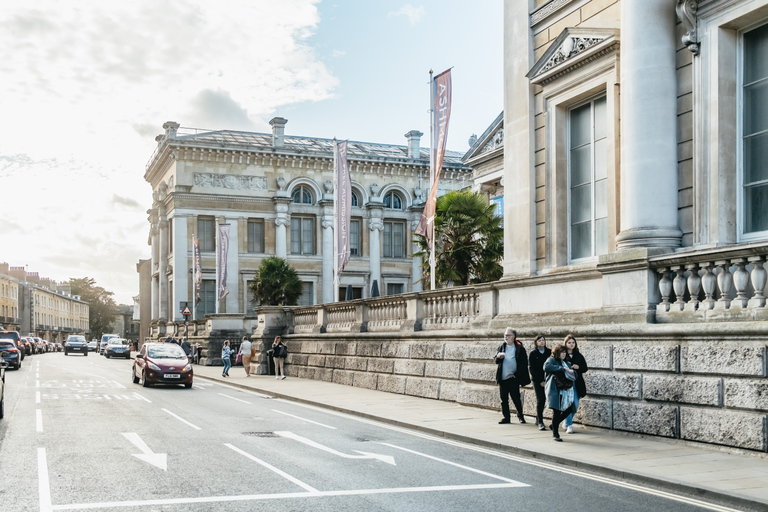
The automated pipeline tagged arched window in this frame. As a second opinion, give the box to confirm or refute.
[384,191,403,210]
[351,191,359,207]
[292,185,313,204]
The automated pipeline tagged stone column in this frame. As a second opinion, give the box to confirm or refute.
[321,203,334,303]
[171,214,188,321]
[411,218,423,292]
[158,217,168,320]
[150,221,159,321]
[368,203,383,294]
[273,197,291,259]
[616,0,682,249]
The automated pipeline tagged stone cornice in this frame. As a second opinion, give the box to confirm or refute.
[530,0,578,27]
[527,28,620,86]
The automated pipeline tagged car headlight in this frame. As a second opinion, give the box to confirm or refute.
[147,362,161,371]
[183,364,192,371]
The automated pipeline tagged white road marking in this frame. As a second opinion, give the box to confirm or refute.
[36,409,43,432]
[122,433,167,471]
[38,448,52,512]
[272,409,337,429]
[36,372,39,378]
[132,392,151,403]
[225,443,319,493]
[217,393,251,404]
[36,391,41,404]
[275,431,396,466]
[36,379,40,387]
[103,395,112,400]
[111,380,127,389]
[161,408,201,430]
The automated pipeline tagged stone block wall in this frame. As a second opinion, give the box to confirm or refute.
[276,331,768,452]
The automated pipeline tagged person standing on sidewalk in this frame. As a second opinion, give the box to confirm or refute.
[528,334,551,431]
[272,336,287,380]
[563,334,588,434]
[240,336,252,377]
[494,328,531,424]
[221,340,232,377]
[545,344,576,441]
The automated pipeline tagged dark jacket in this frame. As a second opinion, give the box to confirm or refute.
[272,342,287,359]
[529,346,551,385]
[544,356,571,410]
[566,350,589,398]
[494,341,531,386]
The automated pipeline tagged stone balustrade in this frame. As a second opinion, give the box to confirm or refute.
[422,290,480,329]
[293,307,318,333]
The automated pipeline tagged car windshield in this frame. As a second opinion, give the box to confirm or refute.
[108,339,123,345]
[147,346,186,359]
[0,341,14,349]
[69,337,85,343]
[0,332,19,341]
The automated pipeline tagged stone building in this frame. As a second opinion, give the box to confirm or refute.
[140,118,472,338]
[0,263,20,331]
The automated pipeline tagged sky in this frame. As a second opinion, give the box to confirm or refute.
[0,0,503,304]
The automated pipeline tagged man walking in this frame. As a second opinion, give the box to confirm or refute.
[494,327,531,424]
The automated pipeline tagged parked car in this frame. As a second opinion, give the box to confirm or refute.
[32,337,44,354]
[0,340,21,370]
[64,335,88,356]
[55,343,63,352]
[87,341,98,352]
[0,331,25,360]
[105,338,130,359]
[0,360,7,419]
[100,334,118,355]
[19,337,32,356]
[132,343,192,388]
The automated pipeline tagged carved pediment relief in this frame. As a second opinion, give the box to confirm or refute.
[527,28,619,85]
[194,172,267,191]
[463,111,503,163]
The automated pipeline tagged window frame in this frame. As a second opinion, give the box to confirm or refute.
[247,219,265,253]
[350,219,361,257]
[383,220,406,259]
[291,185,314,205]
[383,191,404,210]
[197,217,216,253]
[290,216,315,255]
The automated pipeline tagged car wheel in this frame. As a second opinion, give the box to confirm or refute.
[105,353,110,359]
[184,383,192,389]
[142,371,151,387]
[15,361,20,370]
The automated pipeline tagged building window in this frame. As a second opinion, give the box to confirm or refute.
[352,191,359,207]
[350,220,360,256]
[569,96,608,261]
[742,22,768,236]
[198,280,216,316]
[292,185,313,204]
[384,191,403,210]
[338,286,362,300]
[291,217,314,255]
[387,283,404,295]
[247,220,265,253]
[198,217,215,252]
[298,282,314,306]
[383,221,405,258]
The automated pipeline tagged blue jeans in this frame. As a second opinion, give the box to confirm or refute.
[565,392,579,426]
[222,356,232,375]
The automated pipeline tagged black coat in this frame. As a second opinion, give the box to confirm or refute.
[529,347,551,385]
[494,341,531,386]
[566,350,589,398]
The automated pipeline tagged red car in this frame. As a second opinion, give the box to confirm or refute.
[132,343,193,388]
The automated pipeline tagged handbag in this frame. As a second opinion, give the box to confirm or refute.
[554,372,573,390]
[235,348,243,365]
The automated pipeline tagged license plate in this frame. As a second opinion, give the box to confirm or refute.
[163,374,180,379]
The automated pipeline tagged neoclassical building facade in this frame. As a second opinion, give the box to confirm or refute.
[141,118,472,325]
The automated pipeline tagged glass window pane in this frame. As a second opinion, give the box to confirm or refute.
[302,218,313,254]
[291,218,301,254]
[571,222,592,260]
[595,179,608,219]
[384,193,391,209]
[393,194,402,209]
[393,223,404,258]
[570,103,591,148]
[745,183,768,233]
[744,132,768,185]
[594,138,608,181]
[744,23,768,84]
[595,218,608,256]
[292,188,301,203]
[352,192,359,207]
[383,223,392,258]
[570,184,592,223]
[744,80,768,135]
[350,220,359,256]
[594,96,607,140]
[570,145,591,186]
[298,282,313,306]
[303,189,312,204]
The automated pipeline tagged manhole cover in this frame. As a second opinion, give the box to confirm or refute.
[242,432,278,437]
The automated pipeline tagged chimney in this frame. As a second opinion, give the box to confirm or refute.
[0,262,8,274]
[26,271,40,284]
[270,117,288,148]
[405,130,423,159]
[163,121,180,140]
[9,266,26,281]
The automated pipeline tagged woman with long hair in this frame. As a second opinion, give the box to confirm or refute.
[221,340,233,377]
[272,336,287,380]
[563,334,589,434]
[528,334,551,431]
[544,343,576,441]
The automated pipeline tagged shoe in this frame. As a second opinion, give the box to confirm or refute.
[566,425,574,434]
[276,376,279,380]
[549,424,554,431]
[222,373,226,377]
[517,415,526,424]
[538,423,546,431]
[281,375,286,380]
[553,437,563,442]
[498,418,511,424]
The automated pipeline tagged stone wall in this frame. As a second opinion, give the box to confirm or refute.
[272,330,768,452]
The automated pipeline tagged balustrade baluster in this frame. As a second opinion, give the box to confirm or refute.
[700,262,717,310]
[715,260,733,309]
[657,267,672,312]
[748,256,767,308]
[732,258,750,308]
[686,263,701,311]
[672,265,687,311]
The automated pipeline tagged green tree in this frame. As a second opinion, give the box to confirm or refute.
[68,277,119,338]
[249,257,303,306]
[414,189,503,288]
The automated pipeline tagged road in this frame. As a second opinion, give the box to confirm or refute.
[0,352,741,512]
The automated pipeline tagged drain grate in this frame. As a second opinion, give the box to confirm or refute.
[242,432,279,437]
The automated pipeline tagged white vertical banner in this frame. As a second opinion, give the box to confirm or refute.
[335,140,351,273]
[216,224,230,309]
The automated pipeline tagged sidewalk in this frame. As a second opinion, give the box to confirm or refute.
[193,365,768,511]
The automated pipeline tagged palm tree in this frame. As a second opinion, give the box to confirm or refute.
[414,190,503,288]
[249,257,303,306]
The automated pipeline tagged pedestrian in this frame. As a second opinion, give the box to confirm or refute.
[528,334,551,431]
[272,336,287,380]
[563,334,589,434]
[544,343,577,441]
[494,327,531,424]
[239,336,252,377]
[221,340,232,377]
[195,343,202,365]
[181,338,192,363]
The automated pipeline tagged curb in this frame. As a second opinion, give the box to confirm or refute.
[197,375,762,512]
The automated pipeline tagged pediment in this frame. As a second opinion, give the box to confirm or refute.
[463,111,503,163]
[527,28,619,85]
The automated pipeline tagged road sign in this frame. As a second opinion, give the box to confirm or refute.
[181,305,192,316]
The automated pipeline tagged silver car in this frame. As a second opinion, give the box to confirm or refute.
[104,338,130,359]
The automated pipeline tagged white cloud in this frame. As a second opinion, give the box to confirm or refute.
[387,4,426,26]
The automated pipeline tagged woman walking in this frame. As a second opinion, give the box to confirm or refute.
[544,344,576,441]
[564,334,588,434]
[221,340,233,377]
[528,334,551,431]
[272,336,287,380]
[240,336,252,377]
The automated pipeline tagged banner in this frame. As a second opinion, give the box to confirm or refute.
[415,68,452,247]
[216,224,230,300]
[335,140,351,273]
[193,237,202,306]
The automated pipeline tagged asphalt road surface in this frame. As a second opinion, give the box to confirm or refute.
[0,353,746,512]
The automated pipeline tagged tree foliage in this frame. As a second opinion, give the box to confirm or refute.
[249,257,303,306]
[414,190,503,288]
[68,277,119,338]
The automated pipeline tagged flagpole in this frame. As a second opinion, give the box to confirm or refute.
[192,234,196,322]
[429,69,436,291]
[333,138,339,303]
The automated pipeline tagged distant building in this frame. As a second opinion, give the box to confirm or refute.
[0,263,20,331]
[109,304,139,342]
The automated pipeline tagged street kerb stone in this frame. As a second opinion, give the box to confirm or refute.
[393,359,425,376]
[424,360,461,379]
[613,342,678,372]
[643,375,722,406]
[377,374,407,394]
[681,342,766,376]
[725,378,768,411]
[681,406,767,451]
[405,376,440,399]
[613,401,677,437]
[460,361,495,383]
[585,371,642,399]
